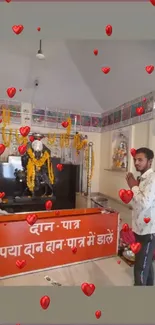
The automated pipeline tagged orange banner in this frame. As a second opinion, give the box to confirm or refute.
[0,209,119,278]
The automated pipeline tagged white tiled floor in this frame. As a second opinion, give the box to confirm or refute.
[0,194,134,287]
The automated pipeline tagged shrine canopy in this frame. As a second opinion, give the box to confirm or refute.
[0,38,155,114]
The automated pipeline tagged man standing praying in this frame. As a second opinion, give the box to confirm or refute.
[126,147,155,286]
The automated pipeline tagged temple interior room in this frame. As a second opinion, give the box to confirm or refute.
[0,23,155,286]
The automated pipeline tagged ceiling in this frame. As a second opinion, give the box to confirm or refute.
[0,2,155,114]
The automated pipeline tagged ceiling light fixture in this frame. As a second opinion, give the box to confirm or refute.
[36,40,45,60]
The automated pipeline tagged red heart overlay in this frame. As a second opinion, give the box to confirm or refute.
[72,246,77,254]
[136,107,144,116]
[20,126,30,137]
[0,192,5,199]
[105,24,112,36]
[122,223,129,232]
[0,144,6,155]
[95,310,102,319]
[81,282,95,296]
[45,200,53,210]
[145,65,154,74]
[130,242,141,254]
[144,217,151,224]
[102,67,110,74]
[62,121,69,128]
[56,164,63,171]
[119,189,133,204]
[40,296,50,310]
[26,214,38,226]
[7,87,16,98]
[93,49,98,56]
[16,259,26,269]
[12,25,24,35]
[130,148,136,157]
[18,145,27,155]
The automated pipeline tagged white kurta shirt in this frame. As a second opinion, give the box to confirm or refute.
[131,168,155,235]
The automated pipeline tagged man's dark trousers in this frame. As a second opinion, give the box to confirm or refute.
[134,233,155,286]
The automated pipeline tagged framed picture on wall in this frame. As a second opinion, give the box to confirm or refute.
[91,114,102,132]
[121,103,131,121]
[102,114,108,127]
[114,109,121,124]
[32,107,45,126]
[108,112,114,125]
[81,113,91,132]
[45,108,58,128]
[8,101,21,124]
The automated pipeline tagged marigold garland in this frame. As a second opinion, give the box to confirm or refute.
[2,127,12,147]
[15,130,28,145]
[2,106,10,126]
[47,133,56,145]
[85,146,95,187]
[26,148,54,192]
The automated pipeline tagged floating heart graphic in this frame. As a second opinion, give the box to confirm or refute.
[0,144,6,155]
[136,106,144,116]
[12,25,24,35]
[55,210,60,216]
[19,88,22,92]
[0,192,5,199]
[144,217,151,224]
[145,65,154,74]
[56,163,63,171]
[117,260,121,265]
[29,135,34,142]
[130,148,136,157]
[122,223,129,232]
[105,24,112,36]
[102,67,110,74]
[45,200,53,211]
[7,87,16,98]
[81,282,95,296]
[93,49,98,56]
[62,121,69,128]
[37,27,41,31]
[150,0,155,6]
[119,189,133,204]
[142,97,146,102]
[130,242,141,254]
[72,246,77,254]
[5,0,11,3]
[18,144,27,155]
[40,295,50,310]
[95,310,102,319]
[16,259,26,269]
[26,214,38,226]
[20,126,30,137]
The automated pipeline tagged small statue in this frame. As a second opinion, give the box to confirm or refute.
[15,133,54,197]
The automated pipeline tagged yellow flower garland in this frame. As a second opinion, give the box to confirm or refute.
[15,130,28,145]
[2,126,12,147]
[85,146,95,187]
[2,106,10,126]
[48,133,56,145]
[26,148,54,192]
[73,134,88,154]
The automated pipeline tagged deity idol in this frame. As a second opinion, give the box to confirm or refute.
[15,134,54,197]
